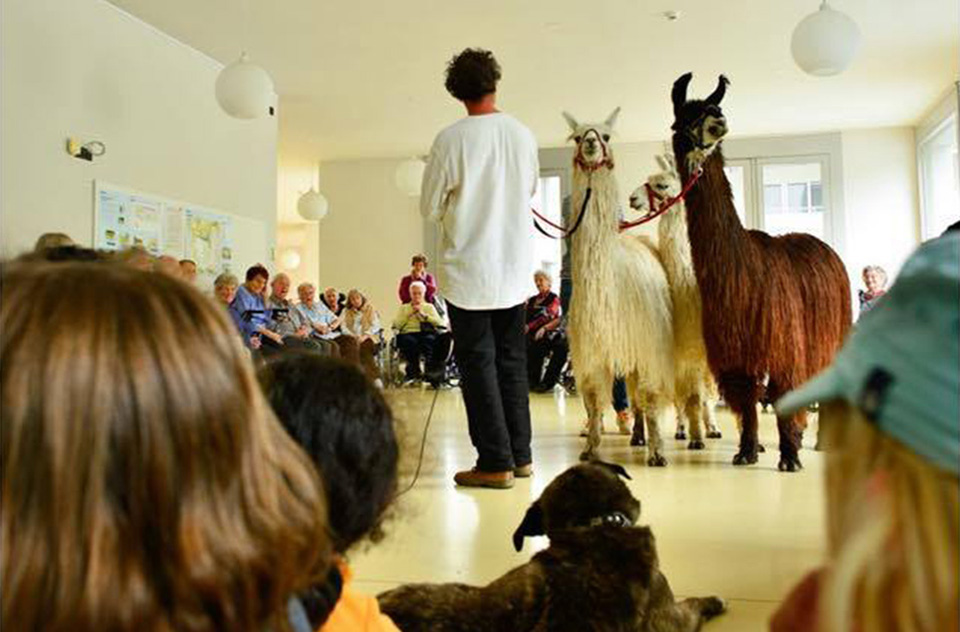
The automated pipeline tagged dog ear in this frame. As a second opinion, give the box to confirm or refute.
[594,461,632,480]
[512,501,545,552]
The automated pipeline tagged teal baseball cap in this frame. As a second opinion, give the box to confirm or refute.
[777,232,960,476]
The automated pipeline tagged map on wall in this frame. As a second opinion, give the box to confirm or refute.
[184,207,233,277]
[94,182,237,282]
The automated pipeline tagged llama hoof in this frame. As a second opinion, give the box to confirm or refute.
[630,436,646,447]
[706,430,722,439]
[702,597,727,619]
[778,455,803,472]
[687,439,705,450]
[647,453,668,467]
[732,450,759,466]
[758,444,766,453]
[674,430,687,440]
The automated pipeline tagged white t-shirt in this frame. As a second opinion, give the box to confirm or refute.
[420,112,540,311]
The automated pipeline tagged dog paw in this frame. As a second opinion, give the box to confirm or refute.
[674,430,687,440]
[630,436,646,447]
[732,450,758,466]
[687,439,705,450]
[778,455,803,472]
[647,453,668,467]
[706,430,722,439]
[702,597,727,619]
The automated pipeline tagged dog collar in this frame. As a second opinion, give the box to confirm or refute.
[587,511,634,528]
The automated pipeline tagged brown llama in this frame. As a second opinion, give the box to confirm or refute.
[669,73,851,471]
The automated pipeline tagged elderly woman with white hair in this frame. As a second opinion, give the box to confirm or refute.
[525,270,567,393]
[392,281,449,386]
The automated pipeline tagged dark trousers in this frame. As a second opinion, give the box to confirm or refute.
[396,331,450,380]
[447,302,531,472]
[526,332,568,389]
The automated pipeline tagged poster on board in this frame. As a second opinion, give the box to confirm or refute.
[95,187,163,255]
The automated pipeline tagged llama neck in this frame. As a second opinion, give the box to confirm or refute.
[569,165,620,269]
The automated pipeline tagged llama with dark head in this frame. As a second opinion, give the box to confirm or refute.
[669,73,851,471]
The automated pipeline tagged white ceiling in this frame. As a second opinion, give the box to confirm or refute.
[110,0,958,162]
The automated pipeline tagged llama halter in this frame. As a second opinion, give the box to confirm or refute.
[572,128,615,173]
[617,167,704,232]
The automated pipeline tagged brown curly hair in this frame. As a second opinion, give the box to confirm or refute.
[444,48,501,102]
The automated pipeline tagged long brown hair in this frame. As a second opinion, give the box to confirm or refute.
[1,261,330,632]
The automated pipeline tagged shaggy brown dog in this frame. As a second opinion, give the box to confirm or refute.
[670,73,852,472]
[378,463,726,631]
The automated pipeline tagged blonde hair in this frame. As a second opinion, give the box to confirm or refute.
[1,261,330,632]
[33,232,74,252]
[819,402,958,632]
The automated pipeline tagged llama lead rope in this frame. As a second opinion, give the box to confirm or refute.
[532,171,594,240]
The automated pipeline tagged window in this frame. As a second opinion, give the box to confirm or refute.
[919,114,959,238]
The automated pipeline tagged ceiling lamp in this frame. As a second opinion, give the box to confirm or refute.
[791,1,861,77]
[215,52,275,119]
[297,188,329,222]
[395,158,426,197]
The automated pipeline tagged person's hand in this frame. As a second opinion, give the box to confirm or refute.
[250,335,262,350]
[316,323,330,335]
[265,330,283,344]
[535,328,546,341]
[296,326,310,338]
[411,303,421,313]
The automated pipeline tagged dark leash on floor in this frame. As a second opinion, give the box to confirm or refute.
[395,385,442,498]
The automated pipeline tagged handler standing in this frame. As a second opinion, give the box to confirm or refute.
[421,48,540,489]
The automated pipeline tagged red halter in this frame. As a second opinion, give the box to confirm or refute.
[618,167,703,232]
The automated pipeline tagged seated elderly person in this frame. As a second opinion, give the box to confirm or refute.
[341,289,383,386]
[179,259,198,284]
[392,281,450,386]
[266,273,332,355]
[858,264,888,317]
[229,264,286,355]
[321,286,346,319]
[525,270,568,393]
[296,282,360,363]
[398,253,438,305]
[214,272,260,350]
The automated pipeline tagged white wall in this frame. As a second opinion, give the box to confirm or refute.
[315,158,423,320]
[840,128,919,281]
[275,155,321,291]
[0,0,277,263]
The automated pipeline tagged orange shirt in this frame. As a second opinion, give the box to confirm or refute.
[320,562,401,632]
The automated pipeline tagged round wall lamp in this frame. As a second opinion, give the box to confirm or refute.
[791,1,861,77]
[215,52,275,119]
[394,158,426,197]
[297,188,329,222]
[280,248,302,271]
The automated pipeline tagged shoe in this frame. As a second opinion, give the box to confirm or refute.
[453,468,515,489]
[514,463,533,478]
[616,410,633,435]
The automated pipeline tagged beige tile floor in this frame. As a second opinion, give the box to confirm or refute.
[352,387,827,631]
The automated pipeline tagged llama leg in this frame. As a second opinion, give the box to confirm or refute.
[703,400,722,439]
[721,374,761,466]
[579,381,605,461]
[685,394,705,450]
[644,395,669,467]
[767,379,804,472]
[631,406,647,447]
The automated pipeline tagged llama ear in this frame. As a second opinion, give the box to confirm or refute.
[706,75,730,106]
[672,73,693,115]
[562,111,579,134]
[604,107,621,130]
[656,155,670,171]
[512,501,545,552]
[666,153,677,170]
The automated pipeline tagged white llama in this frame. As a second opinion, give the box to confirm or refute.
[564,109,674,465]
[629,154,721,448]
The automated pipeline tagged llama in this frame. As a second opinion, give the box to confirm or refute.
[564,108,674,465]
[668,73,851,471]
[628,154,722,449]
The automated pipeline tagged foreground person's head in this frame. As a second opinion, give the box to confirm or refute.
[778,233,959,632]
[1,261,330,632]
[260,353,399,555]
